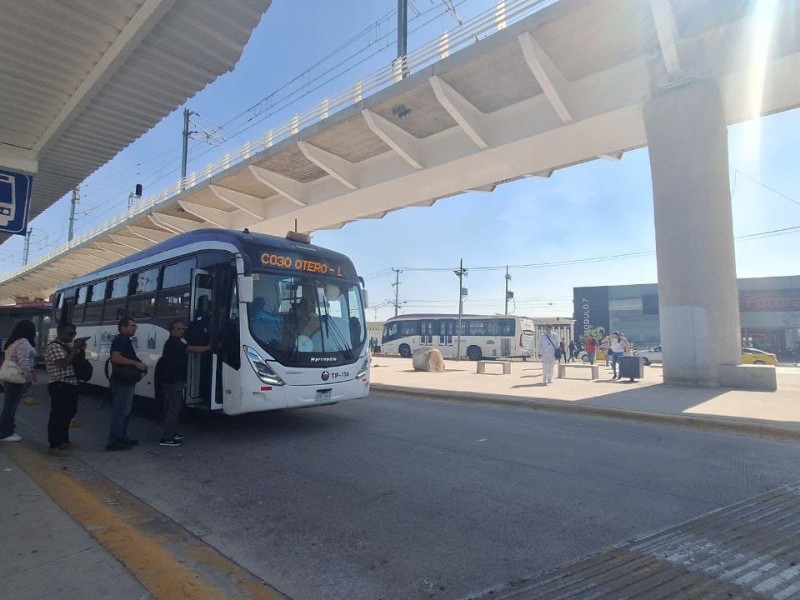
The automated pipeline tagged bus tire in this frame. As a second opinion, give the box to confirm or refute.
[466,345,482,361]
[399,344,412,358]
[642,357,651,366]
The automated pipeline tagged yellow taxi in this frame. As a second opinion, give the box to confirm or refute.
[741,347,778,366]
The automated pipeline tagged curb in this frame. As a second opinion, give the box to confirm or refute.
[370,383,800,443]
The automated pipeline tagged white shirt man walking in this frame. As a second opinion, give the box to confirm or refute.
[538,324,560,385]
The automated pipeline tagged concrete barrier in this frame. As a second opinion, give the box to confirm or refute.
[719,364,777,391]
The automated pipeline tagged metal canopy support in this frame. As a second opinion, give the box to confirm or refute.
[32,0,178,157]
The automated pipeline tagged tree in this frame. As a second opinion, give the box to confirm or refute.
[580,325,605,344]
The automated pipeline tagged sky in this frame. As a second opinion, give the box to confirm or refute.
[2,0,798,323]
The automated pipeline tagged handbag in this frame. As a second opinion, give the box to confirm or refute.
[544,333,560,359]
[111,363,145,384]
[0,358,25,384]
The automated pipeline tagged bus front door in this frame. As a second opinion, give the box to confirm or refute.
[420,320,434,346]
[438,320,454,353]
[187,270,221,410]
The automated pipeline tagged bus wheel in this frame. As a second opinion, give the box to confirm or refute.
[642,357,651,366]
[466,345,482,361]
[399,344,411,358]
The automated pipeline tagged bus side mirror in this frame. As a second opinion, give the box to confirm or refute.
[361,288,369,308]
[239,276,254,303]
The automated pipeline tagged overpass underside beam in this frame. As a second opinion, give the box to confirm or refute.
[644,80,742,387]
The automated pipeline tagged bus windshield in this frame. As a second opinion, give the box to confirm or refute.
[248,271,365,365]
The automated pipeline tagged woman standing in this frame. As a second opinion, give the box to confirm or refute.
[610,331,631,380]
[0,319,37,442]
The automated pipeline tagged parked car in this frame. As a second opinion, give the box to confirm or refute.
[579,349,606,362]
[636,345,662,365]
[741,347,778,366]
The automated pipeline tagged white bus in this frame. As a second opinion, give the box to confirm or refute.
[52,229,370,415]
[381,314,536,360]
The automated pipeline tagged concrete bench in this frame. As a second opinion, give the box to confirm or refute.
[558,363,600,380]
[476,360,512,375]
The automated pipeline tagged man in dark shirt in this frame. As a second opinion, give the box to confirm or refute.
[159,318,210,446]
[106,318,148,451]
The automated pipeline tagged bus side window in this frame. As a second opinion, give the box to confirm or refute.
[84,284,104,323]
[59,290,76,325]
[128,267,158,321]
[399,320,419,337]
[156,261,193,318]
[103,275,130,323]
[73,286,89,324]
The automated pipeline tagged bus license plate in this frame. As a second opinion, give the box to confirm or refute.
[315,389,331,403]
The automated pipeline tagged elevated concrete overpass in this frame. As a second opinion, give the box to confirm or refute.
[2,0,798,386]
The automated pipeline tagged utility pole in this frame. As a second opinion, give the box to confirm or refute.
[396,0,408,79]
[181,107,194,190]
[454,259,467,360]
[68,187,79,242]
[504,266,513,315]
[391,268,403,317]
[22,228,32,265]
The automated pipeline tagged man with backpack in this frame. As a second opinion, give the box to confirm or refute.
[44,322,92,457]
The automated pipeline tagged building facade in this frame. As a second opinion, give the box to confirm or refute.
[574,276,800,357]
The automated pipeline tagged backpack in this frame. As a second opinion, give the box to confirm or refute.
[73,354,94,382]
[51,341,94,382]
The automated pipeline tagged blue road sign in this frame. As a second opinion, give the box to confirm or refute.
[0,169,33,235]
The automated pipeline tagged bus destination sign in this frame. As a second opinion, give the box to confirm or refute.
[259,252,348,278]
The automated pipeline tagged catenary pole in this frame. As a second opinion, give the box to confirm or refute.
[68,187,79,242]
[22,228,32,265]
[397,0,408,78]
[392,268,403,317]
[505,266,511,315]
[454,259,467,360]
[181,108,192,190]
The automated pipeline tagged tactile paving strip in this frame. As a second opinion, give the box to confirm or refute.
[485,481,800,599]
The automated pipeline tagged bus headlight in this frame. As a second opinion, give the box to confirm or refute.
[244,345,285,386]
[355,357,369,379]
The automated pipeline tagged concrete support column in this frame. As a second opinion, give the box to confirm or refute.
[643,80,741,386]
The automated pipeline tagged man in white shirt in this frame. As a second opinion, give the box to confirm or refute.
[538,324,560,384]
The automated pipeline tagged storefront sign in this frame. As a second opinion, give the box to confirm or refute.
[740,289,800,312]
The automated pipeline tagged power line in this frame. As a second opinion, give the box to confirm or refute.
[185,0,471,168]
[730,166,800,208]
[388,223,800,275]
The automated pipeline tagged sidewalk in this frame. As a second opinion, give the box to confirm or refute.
[369,356,800,441]
[0,443,152,600]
